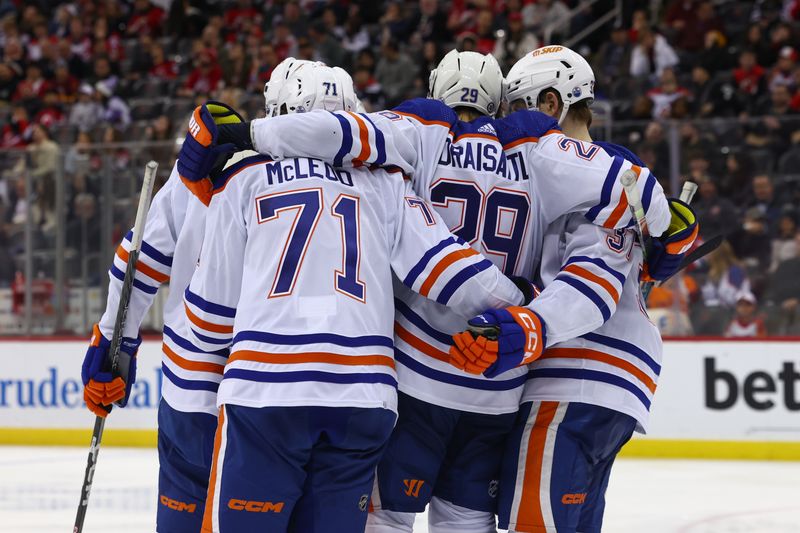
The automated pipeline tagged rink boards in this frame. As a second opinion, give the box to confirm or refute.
[0,337,798,459]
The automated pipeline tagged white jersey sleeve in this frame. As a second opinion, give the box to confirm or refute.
[97,163,185,338]
[388,179,524,318]
[182,178,246,354]
[529,216,637,347]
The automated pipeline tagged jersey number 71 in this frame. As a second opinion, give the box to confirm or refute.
[256,188,366,302]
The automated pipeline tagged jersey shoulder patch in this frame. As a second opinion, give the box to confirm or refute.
[593,141,645,167]
[212,152,272,192]
[392,98,458,127]
[494,110,561,148]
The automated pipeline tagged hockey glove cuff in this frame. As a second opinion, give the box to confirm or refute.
[82,324,142,417]
[449,307,546,379]
[645,198,699,281]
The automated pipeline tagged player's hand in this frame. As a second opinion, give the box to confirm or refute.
[449,307,546,378]
[176,101,243,184]
[644,198,698,282]
[81,324,142,418]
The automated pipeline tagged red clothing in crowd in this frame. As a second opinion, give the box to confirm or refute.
[1,118,30,148]
[224,6,259,30]
[12,77,51,102]
[150,60,179,80]
[184,65,223,94]
[128,5,166,36]
[734,65,765,95]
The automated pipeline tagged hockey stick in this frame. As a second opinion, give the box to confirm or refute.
[73,161,158,533]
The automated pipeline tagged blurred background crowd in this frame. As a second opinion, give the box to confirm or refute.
[0,0,799,337]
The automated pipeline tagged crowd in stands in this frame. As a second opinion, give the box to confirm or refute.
[0,0,799,335]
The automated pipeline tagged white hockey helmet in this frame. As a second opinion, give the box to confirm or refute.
[276,63,358,114]
[428,50,503,116]
[263,57,319,116]
[506,45,595,123]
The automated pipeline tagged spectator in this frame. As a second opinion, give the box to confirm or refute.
[745,174,782,232]
[523,0,570,44]
[730,207,772,271]
[473,9,496,55]
[221,41,252,90]
[31,176,57,242]
[353,66,385,111]
[27,124,60,182]
[409,0,449,46]
[673,1,722,53]
[149,42,178,81]
[764,231,800,333]
[694,177,740,238]
[283,1,309,38]
[0,61,23,104]
[696,30,735,73]
[733,49,766,102]
[743,23,773,67]
[12,64,51,110]
[95,80,130,132]
[33,91,65,128]
[308,21,347,68]
[341,11,370,56]
[647,68,690,118]
[68,83,102,133]
[769,46,797,92]
[51,63,78,104]
[593,25,631,90]
[178,49,222,98]
[770,210,798,272]
[724,291,766,337]
[493,12,539,71]
[126,0,165,38]
[700,240,751,312]
[630,27,679,80]
[272,21,297,62]
[375,40,415,107]
[648,275,697,336]
[2,105,30,148]
[224,0,258,33]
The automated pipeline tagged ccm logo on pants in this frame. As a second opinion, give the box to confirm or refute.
[561,493,586,505]
[160,495,197,513]
[227,499,285,513]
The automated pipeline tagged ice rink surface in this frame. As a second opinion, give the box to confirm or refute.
[0,446,798,532]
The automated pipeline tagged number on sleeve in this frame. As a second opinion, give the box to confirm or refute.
[405,197,436,226]
[430,180,483,243]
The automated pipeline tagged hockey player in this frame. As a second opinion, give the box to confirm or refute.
[177,63,532,533]
[449,46,699,533]
[79,57,315,532]
[205,50,672,532]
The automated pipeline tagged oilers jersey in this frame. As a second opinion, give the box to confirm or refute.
[183,156,524,414]
[523,142,667,432]
[244,99,670,414]
[98,154,257,416]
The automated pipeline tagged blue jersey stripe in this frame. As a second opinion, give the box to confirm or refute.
[437,259,493,305]
[361,113,386,166]
[162,363,220,392]
[124,230,173,268]
[162,325,229,356]
[563,255,626,286]
[403,236,458,288]
[331,112,353,167]
[233,330,394,349]
[190,328,232,346]
[184,288,237,318]
[223,368,398,387]
[395,349,527,391]
[394,299,453,346]
[585,156,623,223]
[527,367,651,408]
[554,274,611,322]
[109,265,158,294]
[581,332,661,374]
[641,171,656,215]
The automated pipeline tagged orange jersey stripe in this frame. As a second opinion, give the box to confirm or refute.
[562,264,620,304]
[604,165,641,229]
[201,406,225,533]
[516,401,559,528]
[454,132,498,142]
[541,347,657,393]
[502,130,561,150]
[116,245,170,284]
[419,248,479,297]
[394,322,450,364]
[184,303,234,335]
[394,110,451,128]
[347,112,372,165]
[162,343,225,375]
[229,350,395,369]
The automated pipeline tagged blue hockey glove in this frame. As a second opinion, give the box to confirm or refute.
[449,307,546,379]
[645,198,699,281]
[81,323,142,417]
[176,102,243,203]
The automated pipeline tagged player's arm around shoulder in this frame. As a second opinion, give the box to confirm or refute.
[385,175,525,318]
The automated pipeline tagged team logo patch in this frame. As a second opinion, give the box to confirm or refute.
[573,86,582,98]
[358,494,369,511]
[227,499,284,513]
[486,102,496,114]
[160,495,196,513]
[561,493,587,505]
[477,123,497,135]
[488,480,499,498]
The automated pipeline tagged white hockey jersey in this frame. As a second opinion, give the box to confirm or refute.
[183,155,524,413]
[98,154,257,416]
[244,99,670,414]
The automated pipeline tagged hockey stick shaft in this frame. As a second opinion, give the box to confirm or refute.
[74,161,158,533]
